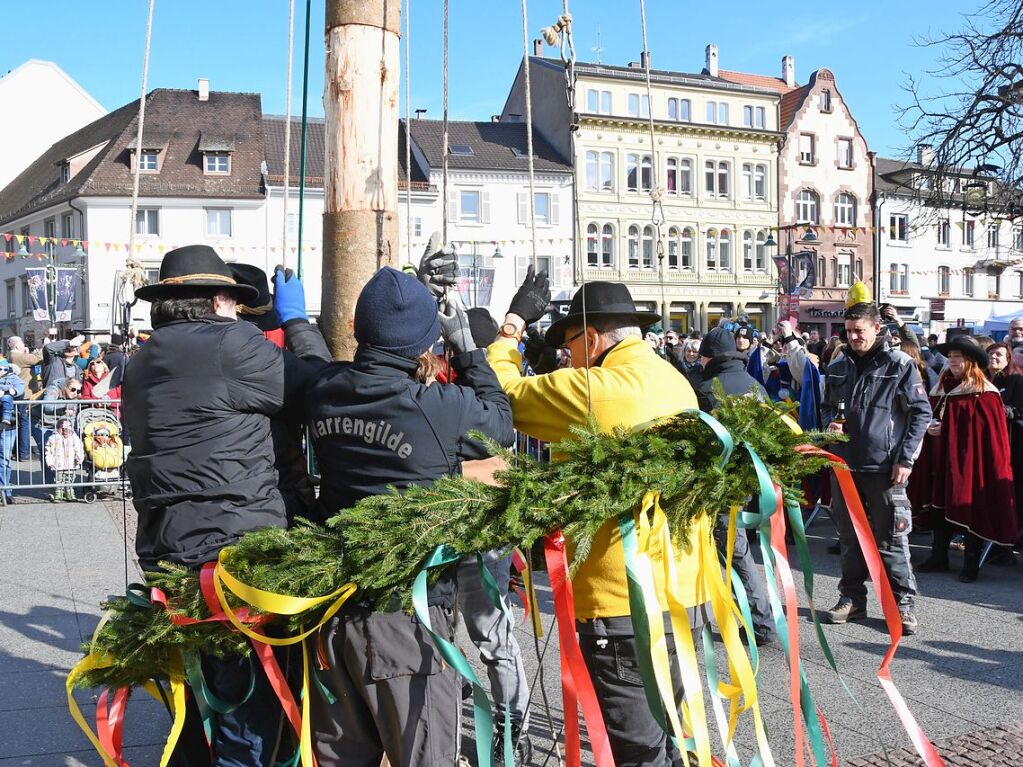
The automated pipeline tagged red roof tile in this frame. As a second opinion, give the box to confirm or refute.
[718,70,795,94]
[779,85,812,130]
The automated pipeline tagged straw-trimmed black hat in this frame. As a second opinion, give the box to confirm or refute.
[934,336,989,370]
[230,263,281,332]
[134,245,258,303]
[546,282,661,347]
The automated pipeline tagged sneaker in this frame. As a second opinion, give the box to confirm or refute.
[899,608,918,636]
[916,556,949,573]
[493,720,533,765]
[821,596,867,624]
[827,541,841,555]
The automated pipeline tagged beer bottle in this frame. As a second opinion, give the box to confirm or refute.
[833,400,847,430]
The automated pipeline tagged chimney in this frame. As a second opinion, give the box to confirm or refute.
[415,108,427,119]
[917,144,934,166]
[705,44,719,77]
[640,51,650,69]
[198,78,210,102]
[782,55,795,87]
[533,39,543,57]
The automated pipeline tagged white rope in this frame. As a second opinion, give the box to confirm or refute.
[521,0,538,270]
[281,0,296,264]
[639,0,668,329]
[124,0,155,297]
[441,0,450,246]
[404,0,413,264]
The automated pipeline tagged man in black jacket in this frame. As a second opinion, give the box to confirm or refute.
[820,302,931,636]
[123,245,324,766]
[695,326,777,645]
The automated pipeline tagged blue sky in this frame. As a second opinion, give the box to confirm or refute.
[3,1,981,157]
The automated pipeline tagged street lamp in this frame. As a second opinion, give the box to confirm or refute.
[454,240,503,308]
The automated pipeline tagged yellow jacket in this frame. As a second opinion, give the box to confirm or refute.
[487,335,710,620]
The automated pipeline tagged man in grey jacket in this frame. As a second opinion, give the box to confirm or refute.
[820,302,931,635]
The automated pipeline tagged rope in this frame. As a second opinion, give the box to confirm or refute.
[441,0,449,245]
[281,0,296,265]
[520,0,538,270]
[404,0,413,264]
[124,0,155,299]
[296,0,313,280]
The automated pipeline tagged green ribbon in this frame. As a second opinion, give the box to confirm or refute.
[413,545,496,767]
[182,651,257,742]
[686,409,734,468]
[476,553,515,764]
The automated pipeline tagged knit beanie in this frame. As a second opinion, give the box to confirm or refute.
[698,326,738,359]
[354,267,441,359]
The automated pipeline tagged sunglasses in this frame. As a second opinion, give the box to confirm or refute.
[67,387,82,393]
[560,328,587,350]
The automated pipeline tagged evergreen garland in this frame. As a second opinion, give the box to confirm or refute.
[77,395,837,690]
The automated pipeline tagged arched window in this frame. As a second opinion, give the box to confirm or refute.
[586,223,598,266]
[601,223,615,267]
[641,155,653,192]
[585,151,598,191]
[626,154,639,192]
[742,230,754,271]
[667,226,680,269]
[835,193,856,226]
[679,159,692,195]
[666,158,678,194]
[628,225,640,268]
[599,152,615,192]
[642,225,655,268]
[755,230,767,270]
[680,227,694,269]
[796,189,819,224]
[705,228,718,269]
[717,161,730,197]
[719,228,732,269]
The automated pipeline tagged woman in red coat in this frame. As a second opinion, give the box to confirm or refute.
[916,338,1018,581]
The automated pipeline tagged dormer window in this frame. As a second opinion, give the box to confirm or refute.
[204,152,231,174]
[60,163,70,184]
[199,133,235,175]
[140,151,159,171]
[448,144,474,156]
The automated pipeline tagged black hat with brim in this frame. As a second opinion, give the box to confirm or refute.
[134,245,258,303]
[230,263,281,332]
[546,281,661,347]
[935,337,989,370]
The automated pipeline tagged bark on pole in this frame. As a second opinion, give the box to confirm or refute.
[322,0,401,360]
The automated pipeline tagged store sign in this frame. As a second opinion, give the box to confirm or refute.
[806,306,846,319]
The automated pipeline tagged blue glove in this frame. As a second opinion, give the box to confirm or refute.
[273,266,308,324]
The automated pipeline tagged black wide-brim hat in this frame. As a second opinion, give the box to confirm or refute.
[546,281,661,347]
[134,245,258,303]
[230,263,281,332]
[935,337,989,370]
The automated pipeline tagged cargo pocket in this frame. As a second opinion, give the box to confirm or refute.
[365,609,445,681]
[887,485,913,536]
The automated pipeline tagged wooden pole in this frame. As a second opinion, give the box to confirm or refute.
[322,0,401,360]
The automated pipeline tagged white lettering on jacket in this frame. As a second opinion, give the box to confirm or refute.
[310,416,413,458]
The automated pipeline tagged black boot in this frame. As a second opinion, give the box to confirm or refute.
[959,535,982,582]
[918,522,952,572]
[493,719,532,765]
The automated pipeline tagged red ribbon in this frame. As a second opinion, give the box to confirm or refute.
[544,532,616,767]
[96,687,130,766]
[797,447,946,767]
[509,548,531,619]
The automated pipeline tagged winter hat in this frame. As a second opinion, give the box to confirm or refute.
[354,267,441,359]
[733,323,758,342]
[699,326,738,359]
[0,357,9,371]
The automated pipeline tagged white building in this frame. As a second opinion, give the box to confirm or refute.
[875,151,1023,335]
[0,60,106,191]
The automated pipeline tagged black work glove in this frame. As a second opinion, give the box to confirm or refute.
[523,325,558,374]
[507,264,550,325]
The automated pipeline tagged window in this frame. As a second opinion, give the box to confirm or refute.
[586,89,612,113]
[837,259,852,287]
[963,267,974,296]
[628,225,640,269]
[204,153,230,173]
[533,191,558,225]
[741,163,753,200]
[838,138,853,169]
[135,208,159,236]
[719,229,731,270]
[889,264,909,293]
[666,158,678,194]
[889,266,899,294]
[61,213,73,239]
[703,161,730,198]
[627,154,639,192]
[755,230,767,270]
[205,208,232,237]
[965,220,975,248]
[413,217,422,237]
[1015,225,1023,251]
[600,91,612,114]
[448,144,474,156]
[586,223,599,266]
[743,105,754,128]
[21,277,31,316]
[939,266,951,295]
[5,281,14,318]
[641,155,653,192]
[706,101,718,123]
[627,93,649,118]
[680,227,694,269]
[668,97,691,121]
[668,98,677,120]
[641,225,654,268]
[834,193,856,226]
[820,90,832,112]
[799,133,815,164]
[988,222,1000,248]
[719,103,729,124]
[678,159,692,195]
[60,163,70,184]
[988,266,1001,298]
[796,190,819,224]
[889,213,909,242]
[755,106,765,128]
[601,224,614,267]
[287,212,299,236]
[585,151,598,191]
[667,226,680,269]
[460,190,483,223]
[705,229,718,269]
[938,218,950,246]
[139,151,159,172]
[819,256,828,286]
[754,163,766,200]
[599,152,614,191]
[742,231,754,270]
[706,101,728,125]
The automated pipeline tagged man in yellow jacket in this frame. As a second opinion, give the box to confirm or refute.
[488,272,711,767]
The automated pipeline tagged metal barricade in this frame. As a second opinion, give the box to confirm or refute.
[2,397,129,503]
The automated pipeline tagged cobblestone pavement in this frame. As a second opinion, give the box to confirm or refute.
[845,723,1023,767]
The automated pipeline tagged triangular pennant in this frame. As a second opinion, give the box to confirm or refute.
[113,243,121,252]
[15,235,24,245]
[105,243,112,252]
[38,237,49,246]
[60,238,68,247]
[134,244,143,253]
[27,236,36,246]
[2,233,10,242]
[158,244,165,253]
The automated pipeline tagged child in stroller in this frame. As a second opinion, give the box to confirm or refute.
[78,407,127,502]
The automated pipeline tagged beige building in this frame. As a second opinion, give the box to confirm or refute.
[502,45,783,332]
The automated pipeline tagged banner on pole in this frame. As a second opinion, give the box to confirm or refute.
[55,268,77,322]
[25,268,48,321]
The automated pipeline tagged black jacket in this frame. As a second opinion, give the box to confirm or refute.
[305,345,514,606]
[695,356,767,412]
[821,342,932,472]
[123,315,317,571]
[42,340,80,388]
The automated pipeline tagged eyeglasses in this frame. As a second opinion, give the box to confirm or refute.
[67,387,82,394]
[560,328,587,351]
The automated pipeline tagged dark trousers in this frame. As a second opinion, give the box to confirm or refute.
[832,472,917,607]
[311,605,460,767]
[712,516,776,641]
[16,403,30,459]
[578,616,694,767]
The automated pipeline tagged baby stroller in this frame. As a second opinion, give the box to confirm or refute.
[76,406,130,503]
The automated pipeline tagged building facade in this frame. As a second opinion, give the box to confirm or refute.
[876,152,1023,334]
[502,47,782,332]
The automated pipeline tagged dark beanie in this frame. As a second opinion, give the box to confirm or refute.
[354,267,441,358]
[466,308,499,348]
[699,326,737,359]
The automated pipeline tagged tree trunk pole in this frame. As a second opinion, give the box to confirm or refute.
[322,0,401,360]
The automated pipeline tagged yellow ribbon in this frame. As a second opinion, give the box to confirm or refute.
[514,547,544,638]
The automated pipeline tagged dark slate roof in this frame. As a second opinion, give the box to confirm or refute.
[0,89,265,225]
[404,119,571,173]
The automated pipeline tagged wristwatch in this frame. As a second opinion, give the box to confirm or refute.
[499,322,522,340]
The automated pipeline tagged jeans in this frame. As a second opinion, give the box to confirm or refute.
[713,515,776,641]
[16,403,30,459]
[0,395,12,424]
[832,472,917,608]
[456,550,528,724]
[0,428,16,497]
